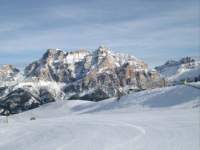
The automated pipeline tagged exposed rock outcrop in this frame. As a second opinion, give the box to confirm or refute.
[0,46,165,114]
[0,65,20,81]
[0,88,56,115]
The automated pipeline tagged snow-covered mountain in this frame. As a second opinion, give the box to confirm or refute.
[0,65,20,81]
[0,49,199,149]
[0,46,164,115]
[155,57,200,83]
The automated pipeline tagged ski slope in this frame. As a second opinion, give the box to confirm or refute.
[0,84,199,150]
[167,67,200,82]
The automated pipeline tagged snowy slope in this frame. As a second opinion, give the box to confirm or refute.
[168,67,200,81]
[0,84,199,150]
[155,57,200,82]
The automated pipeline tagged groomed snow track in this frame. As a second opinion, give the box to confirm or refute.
[0,84,199,150]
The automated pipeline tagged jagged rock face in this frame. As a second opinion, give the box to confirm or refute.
[39,88,55,104]
[25,46,148,81]
[179,57,195,64]
[0,87,8,98]
[0,65,20,81]
[0,46,165,114]
[23,46,164,101]
[0,88,39,115]
[0,88,56,115]
[25,48,90,82]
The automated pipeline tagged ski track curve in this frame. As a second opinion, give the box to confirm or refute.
[53,118,146,150]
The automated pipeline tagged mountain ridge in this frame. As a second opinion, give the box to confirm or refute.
[155,56,200,83]
[0,46,165,115]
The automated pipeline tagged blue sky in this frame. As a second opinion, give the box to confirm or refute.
[0,0,199,68]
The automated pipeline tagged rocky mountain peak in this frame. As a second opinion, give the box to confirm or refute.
[65,49,90,64]
[0,46,166,114]
[1,64,17,71]
[0,65,20,81]
[42,48,65,60]
[95,45,111,58]
[1,65,19,73]
[164,60,179,66]
[179,57,195,64]
[24,46,154,82]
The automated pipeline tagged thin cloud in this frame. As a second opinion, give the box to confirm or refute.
[0,0,199,67]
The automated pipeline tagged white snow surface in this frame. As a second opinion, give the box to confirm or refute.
[168,67,200,81]
[157,59,200,82]
[0,84,199,150]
